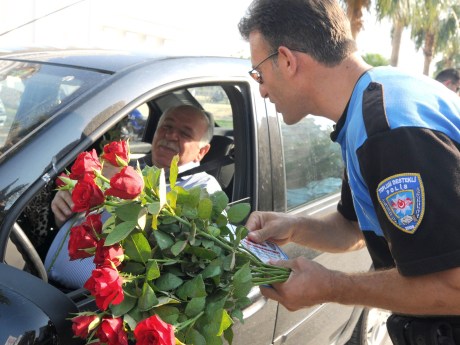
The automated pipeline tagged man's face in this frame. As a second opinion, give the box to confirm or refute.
[248,31,308,125]
[151,108,210,168]
[444,80,460,94]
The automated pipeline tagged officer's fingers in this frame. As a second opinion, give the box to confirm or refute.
[259,284,282,302]
[245,211,264,231]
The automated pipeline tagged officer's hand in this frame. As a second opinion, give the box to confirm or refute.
[259,256,335,311]
[245,211,297,245]
[50,190,74,228]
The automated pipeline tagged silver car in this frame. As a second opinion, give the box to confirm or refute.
[0,48,389,345]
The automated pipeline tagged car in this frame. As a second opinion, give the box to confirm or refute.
[0,48,390,345]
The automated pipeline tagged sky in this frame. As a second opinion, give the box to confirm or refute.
[0,0,431,75]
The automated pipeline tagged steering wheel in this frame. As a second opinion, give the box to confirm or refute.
[9,222,48,282]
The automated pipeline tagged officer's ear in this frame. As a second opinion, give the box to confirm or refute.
[278,46,299,78]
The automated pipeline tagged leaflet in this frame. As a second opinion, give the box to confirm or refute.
[241,237,288,263]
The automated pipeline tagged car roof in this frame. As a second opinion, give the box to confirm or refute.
[0,48,173,73]
[0,48,231,73]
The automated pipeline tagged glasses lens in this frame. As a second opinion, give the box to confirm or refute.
[249,70,262,84]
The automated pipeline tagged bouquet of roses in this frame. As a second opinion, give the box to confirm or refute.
[56,140,290,345]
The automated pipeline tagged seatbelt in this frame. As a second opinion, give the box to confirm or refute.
[178,152,234,178]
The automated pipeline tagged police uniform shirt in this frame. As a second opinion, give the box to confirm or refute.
[331,66,460,276]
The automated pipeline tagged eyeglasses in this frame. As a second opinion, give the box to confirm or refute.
[248,51,279,84]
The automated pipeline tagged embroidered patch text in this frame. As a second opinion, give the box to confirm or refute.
[377,173,425,234]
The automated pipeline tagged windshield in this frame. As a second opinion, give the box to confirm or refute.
[0,60,110,155]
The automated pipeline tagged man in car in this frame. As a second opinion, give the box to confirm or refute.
[51,104,221,227]
[435,68,460,95]
[46,104,221,288]
[238,0,460,343]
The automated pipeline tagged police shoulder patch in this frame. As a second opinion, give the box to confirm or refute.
[376,173,425,234]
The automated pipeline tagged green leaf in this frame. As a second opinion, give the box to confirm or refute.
[169,155,179,188]
[177,186,201,207]
[123,313,138,331]
[152,230,174,250]
[223,253,235,271]
[142,165,161,190]
[235,225,249,246]
[202,319,223,345]
[207,225,220,237]
[205,296,227,317]
[181,204,198,219]
[202,258,223,279]
[185,329,206,345]
[115,202,143,222]
[232,262,253,298]
[223,326,234,345]
[155,305,180,325]
[122,261,145,275]
[185,296,206,317]
[186,246,218,260]
[138,282,158,311]
[215,213,228,228]
[156,296,180,307]
[227,203,251,224]
[176,275,207,300]
[110,294,137,317]
[171,240,187,256]
[231,308,244,323]
[123,232,151,263]
[147,201,161,215]
[217,310,233,336]
[198,198,213,220]
[211,191,229,215]
[105,221,137,246]
[155,273,183,291]
[188,222,197,245]
[145,259,160,280]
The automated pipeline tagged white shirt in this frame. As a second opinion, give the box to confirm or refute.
[45,162,221,289]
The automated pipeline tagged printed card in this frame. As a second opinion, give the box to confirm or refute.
[241,237,288,263]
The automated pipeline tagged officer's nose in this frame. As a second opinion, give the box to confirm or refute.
[259,83,269,99]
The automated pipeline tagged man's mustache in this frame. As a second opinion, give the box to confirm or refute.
[157,139,180,153]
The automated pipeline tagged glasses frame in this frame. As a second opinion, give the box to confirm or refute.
[248,51,279,84]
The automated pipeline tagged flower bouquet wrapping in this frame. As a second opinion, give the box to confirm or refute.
[57,140,290,345]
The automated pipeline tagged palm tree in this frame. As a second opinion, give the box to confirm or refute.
[343,0,372,39]
[434,3,460,73]
[375,0,414,66]
[411,0,459,75]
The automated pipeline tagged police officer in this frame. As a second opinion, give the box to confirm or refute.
[238,0,460,343]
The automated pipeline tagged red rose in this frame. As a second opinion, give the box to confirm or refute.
[134,315,175,345]
[68,214,102,260]
[84,266,124,311]
[69,149,102,180]
[101,141,129,167]
[55,172,71,188]
[96,317,128,345]
[72,175,105,213]
[85,213,103,234]
[105,166,144,200]
[94,240,124,267]
[72,314,99,339]
[68,224,97,260]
